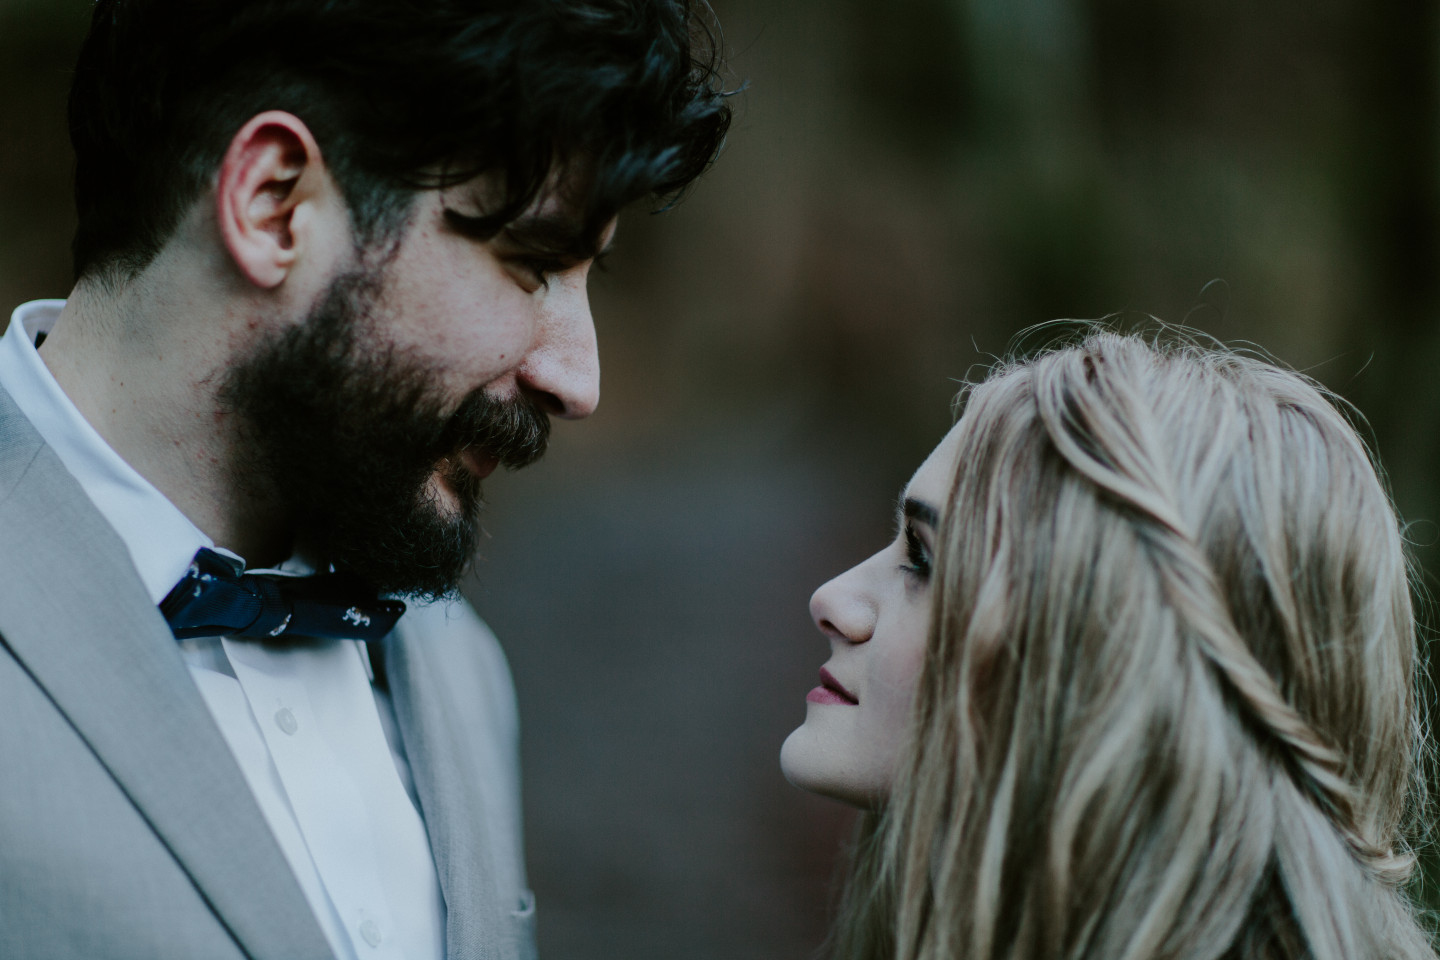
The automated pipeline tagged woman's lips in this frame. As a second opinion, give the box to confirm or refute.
[807,667,858,705]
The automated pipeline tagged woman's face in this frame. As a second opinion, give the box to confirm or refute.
[780,423,963,806]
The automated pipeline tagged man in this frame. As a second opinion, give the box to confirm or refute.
[0,2,729,958]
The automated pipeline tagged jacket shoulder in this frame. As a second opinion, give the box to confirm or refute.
[398,596,519,743]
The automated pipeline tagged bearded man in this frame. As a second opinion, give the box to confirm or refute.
[0,2,729,958]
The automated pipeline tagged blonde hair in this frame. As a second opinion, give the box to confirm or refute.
[830,329,1435,960]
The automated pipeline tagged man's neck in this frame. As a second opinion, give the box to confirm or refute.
[39,270,294,566]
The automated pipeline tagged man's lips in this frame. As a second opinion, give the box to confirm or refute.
[807,666,859,706]
[458,447,500,480]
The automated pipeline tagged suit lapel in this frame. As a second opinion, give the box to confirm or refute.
[0,392,334,960]
[385,627,507,960]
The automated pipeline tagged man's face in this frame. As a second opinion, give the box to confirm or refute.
[221,185,610,597]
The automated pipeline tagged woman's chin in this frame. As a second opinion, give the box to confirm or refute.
[779,724,881,808]
[778,725,813,790]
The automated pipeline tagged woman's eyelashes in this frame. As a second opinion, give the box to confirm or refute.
[901,524,932,582]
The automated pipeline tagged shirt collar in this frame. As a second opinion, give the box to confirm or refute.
[0,300,213,604]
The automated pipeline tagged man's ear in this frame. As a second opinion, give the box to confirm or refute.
[215,111,337,289]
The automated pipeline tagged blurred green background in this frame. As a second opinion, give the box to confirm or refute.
[4,0,1440,956]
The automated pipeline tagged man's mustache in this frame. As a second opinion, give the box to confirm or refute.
[440,388,551,471]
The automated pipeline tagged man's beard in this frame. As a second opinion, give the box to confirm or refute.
[218,267,550,599]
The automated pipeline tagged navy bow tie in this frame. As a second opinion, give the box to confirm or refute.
[160,548,406,643]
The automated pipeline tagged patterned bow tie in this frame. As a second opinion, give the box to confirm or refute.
[160,548,406,642]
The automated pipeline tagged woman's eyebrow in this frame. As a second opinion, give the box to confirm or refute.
[903,496,940,528]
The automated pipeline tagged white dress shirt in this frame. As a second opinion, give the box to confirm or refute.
[1,300,446,960]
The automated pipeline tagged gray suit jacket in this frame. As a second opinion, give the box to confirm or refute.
[0,384,535,960]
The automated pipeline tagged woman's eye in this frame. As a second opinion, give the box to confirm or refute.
[901,525,932,581]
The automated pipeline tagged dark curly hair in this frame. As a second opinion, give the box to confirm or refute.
[68,0,733,280]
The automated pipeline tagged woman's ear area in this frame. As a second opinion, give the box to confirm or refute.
[215,110,344,289]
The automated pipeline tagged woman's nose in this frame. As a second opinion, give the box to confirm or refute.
[809,562,878,645]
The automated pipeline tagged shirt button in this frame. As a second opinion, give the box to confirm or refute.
[273,707,298,736]
[359,918,382,947]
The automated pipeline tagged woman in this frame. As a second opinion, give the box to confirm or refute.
[781,329,1436,959]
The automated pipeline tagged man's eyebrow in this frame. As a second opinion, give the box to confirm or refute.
[501,211,609,261]
[902,496,940,529]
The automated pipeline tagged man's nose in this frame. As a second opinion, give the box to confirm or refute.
[516,279,600,419]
